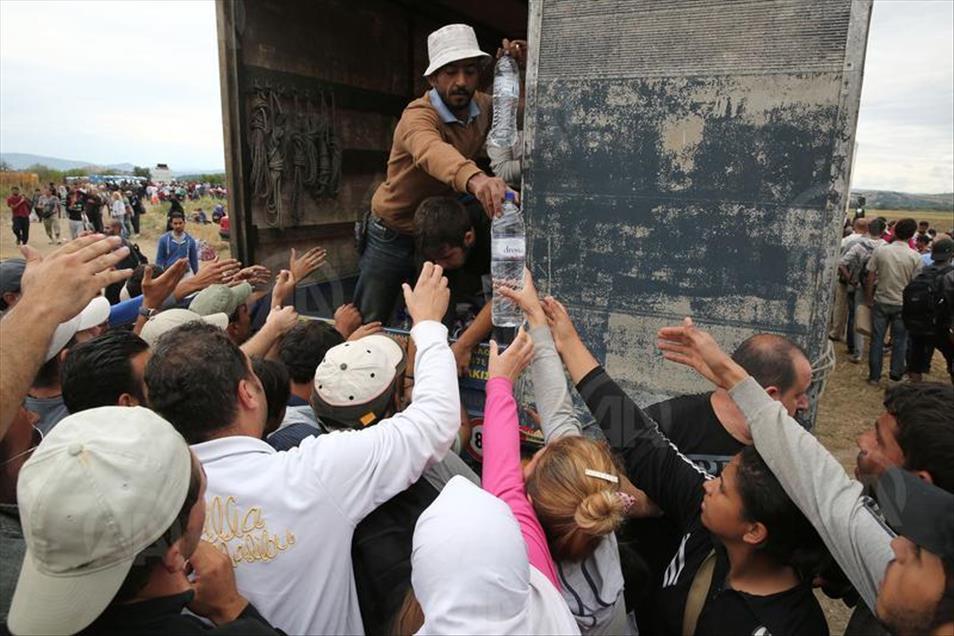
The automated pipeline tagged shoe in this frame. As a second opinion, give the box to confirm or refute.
[849,355,861,364]
[889,374,904,382]
[867,379,881,387]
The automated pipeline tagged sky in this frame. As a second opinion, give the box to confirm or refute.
[0,0,952,192]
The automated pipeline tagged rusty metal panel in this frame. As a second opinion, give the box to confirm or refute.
[523,0,872,416]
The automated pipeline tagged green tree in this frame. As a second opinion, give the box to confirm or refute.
[0,160,11,171]
[133,165,151,178]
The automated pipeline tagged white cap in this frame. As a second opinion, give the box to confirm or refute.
[311,334,405,427]
[45,296,112,362]
[424,24,491,77]
[8,406,193,635]
[139,308,229,346]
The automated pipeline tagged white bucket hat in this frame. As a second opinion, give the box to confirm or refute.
[7,406,193,635]
[424,24,491,77]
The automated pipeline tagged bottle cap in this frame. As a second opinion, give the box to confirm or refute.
[504,191,516,202]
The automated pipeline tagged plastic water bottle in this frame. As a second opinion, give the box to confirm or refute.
[492,192,525,327]
[488,53,520,148]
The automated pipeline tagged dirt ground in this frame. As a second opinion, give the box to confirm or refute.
[2,202,951,635]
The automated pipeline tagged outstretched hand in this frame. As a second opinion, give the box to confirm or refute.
[539,296,580,352]
[402,262,449,325]
[142,260,189,309]
[271,269,296,308]
[496,268,545,325]
[19,234,133,324]
[488,327,534,382]
[227,264,272,287]
[656,317,747,389]
[289,246,327,283]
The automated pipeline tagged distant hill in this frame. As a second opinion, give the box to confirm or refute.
[851,190,954,211]
[0,152,222,176]
[1,152,135,173]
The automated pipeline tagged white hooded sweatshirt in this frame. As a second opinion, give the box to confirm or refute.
[411,476,580,635]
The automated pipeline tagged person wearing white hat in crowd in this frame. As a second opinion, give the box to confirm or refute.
[400,475,580,635]
[353,23,525,325]
[139,307,230,347]
[144,263,461,635]
[5,406,281,635]
[24,295,112,436]
[310,331,478,634]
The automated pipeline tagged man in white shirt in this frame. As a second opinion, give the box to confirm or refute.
[830,217,870,342]
[144,263,459,635]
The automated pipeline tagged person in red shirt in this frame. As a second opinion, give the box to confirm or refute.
[5,186,32,246]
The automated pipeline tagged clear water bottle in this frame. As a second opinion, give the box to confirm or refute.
[488,53,520,148]
[492,192,525,327]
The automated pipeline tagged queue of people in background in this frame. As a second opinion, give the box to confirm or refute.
[831,215,954,386]
[1,22,953,636]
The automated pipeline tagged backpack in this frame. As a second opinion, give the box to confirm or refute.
[902,263,954,336]
[849,240,877,286]
[936,269,954,343]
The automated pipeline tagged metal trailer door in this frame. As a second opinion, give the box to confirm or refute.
[523,0,872,421]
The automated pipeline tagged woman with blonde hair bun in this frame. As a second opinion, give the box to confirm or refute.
[497,270,638,635]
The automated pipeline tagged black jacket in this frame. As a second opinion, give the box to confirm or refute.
[77,590,280,635]
[577,366,828,636]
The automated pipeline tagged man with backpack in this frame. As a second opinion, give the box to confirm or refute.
[865,218,922,384]
[903,236,954,383]
[840,218,886,363]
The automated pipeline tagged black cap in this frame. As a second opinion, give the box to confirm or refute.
[875,468,954,561]
[0,259,26,297]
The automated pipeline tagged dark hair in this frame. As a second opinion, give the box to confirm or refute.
[170,211,185,221]
[251,357,290,437]
[279,321,344,384]
[62,331,150,412]
[126,264,164,299]
[734,447,827,578]
[893,218,918,241]
[884,383,954,493]
[731,334,808,393]
[414,196,472,260]
[918,220,930,228]
[145,322,250,444]
[113,456,202,603]
[868,217,886,236]
[32,338,74,389]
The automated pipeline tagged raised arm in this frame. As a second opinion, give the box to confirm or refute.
[480,330,562,590]
[657,318,894,611]
[304,264,461,522]
[0,236,132,438]
[498,270,581,441]
[542,300,708,530]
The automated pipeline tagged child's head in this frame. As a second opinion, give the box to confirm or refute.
[525,436,626,562]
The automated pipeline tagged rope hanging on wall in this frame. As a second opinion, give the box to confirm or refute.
[247,84,343,230]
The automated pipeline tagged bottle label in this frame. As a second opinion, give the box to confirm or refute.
[492,238,526,259]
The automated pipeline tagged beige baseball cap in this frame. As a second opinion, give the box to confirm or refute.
[311,334,406,428]
[8,406,193,635]
[140,307,229,346]
[189,282,252,318]
[424,24,490,77]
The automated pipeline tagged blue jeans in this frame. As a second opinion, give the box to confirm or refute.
[353,216,416,324]
[868,302,907,381]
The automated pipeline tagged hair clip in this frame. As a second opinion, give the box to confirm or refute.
[585,469,619,484]
[616,491,637,511]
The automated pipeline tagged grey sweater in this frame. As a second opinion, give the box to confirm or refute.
[730,377,894,612]
[529,326,632,636]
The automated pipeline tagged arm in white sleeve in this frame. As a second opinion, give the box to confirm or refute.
[528,325,582,443]
[486,142,521,189]
[307,320,460,524]
[729,377,893,611]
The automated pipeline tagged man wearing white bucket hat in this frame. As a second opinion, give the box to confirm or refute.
[355,24,526,323]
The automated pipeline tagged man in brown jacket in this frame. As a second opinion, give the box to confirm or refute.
[354,24,521,325]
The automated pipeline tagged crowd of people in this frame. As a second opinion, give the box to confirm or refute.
[0,22,951,636]
[830,215,954,386]
[5,179,227,245]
